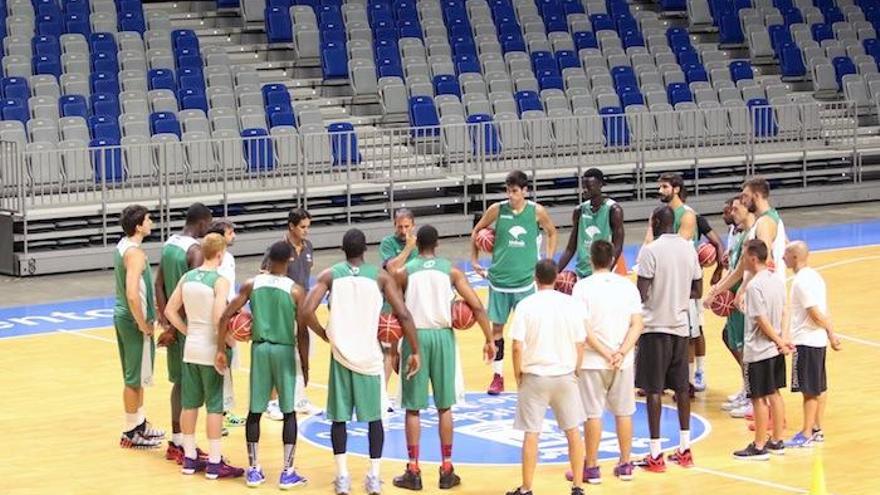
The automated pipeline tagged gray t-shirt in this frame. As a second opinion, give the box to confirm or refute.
[261,236,314,290]
[744,269,786,363]
[636,234,703,336]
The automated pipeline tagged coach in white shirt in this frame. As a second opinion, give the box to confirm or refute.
[570,240,643,484]
[508,259,587,495]
[209,221,238,301]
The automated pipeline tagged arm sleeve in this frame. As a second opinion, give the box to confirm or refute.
[793,278,819,309]
[746,284,766,319]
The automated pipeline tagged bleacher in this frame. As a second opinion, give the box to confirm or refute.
[1,0,879,275]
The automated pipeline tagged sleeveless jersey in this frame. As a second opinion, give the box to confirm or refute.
[489,201,540,290]
[748,208,787,283]
[575,198,615,278]
[160,234,199,298]
[673,204,699,248]
[728,229,746,293]
[405,256,454,329]
[181,269,223,365]
[327,262,385,375]
[113,237,156,322]
[250,273,297,345]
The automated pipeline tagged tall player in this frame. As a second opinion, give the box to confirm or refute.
[301,229,420,495]
[164,233,244,479]
[219,241,310,489]
[114,205,164,449]
[471,170,558,395]
[391,225,496,491]
[155,202,213,462]
[557,168,625,279]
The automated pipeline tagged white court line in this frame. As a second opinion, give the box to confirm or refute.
[57,327,329,389]
[692,466,813,494]
[837,333,880,348]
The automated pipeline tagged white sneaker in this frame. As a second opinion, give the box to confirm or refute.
[694,370,707,392]
[267,400,284,421]
[726,390,744,403]
[729,402,753,419]
[294,398,324,416]
[721,391,746,411]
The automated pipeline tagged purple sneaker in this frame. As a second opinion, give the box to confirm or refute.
[181,456,207,475]
[206,460,245,480]
[279,469,308,490]
[246,467,265,487]
[613,462,634,481]
[584,465,601,485]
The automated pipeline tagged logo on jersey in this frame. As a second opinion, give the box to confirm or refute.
[300,392,710,465]
[507,226,527,248]
[423,260,436,269]
[584,225,602,240]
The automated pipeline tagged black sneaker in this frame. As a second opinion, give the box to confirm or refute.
[733,442,770,461]
[393,467,423,491]
[438,466,461,489]
[766,439,785,456]
[571,487,585,495]
[505,488,533,495]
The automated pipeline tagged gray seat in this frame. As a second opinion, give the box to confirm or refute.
[238,106,268,130]
[120,114,150,138]
[210,108,239,133]
[843,74,872,110]
[149,89,179,114]
[27,118,59,144]
[180,109,211,134]
[120,69,148,93]
[440,114,467,156]
[350,60,378,96]
[270,126,301,167]
[183,131,216,173]
[59,139,92,183]
[299,124,332,164]
[812,63,839,95]
[26,142,60,186]
[208,88,235,110]
[494,112,525,151]
[574,107,605,148]
[151,133,186,175]
[60,117,90,142]
[650,103,679,141]
[625,104,655,143]
[379,77,407,114]
[121,135,153,178]
[521,110,552,148]
[28,75,60,98]
[29,96,59,120]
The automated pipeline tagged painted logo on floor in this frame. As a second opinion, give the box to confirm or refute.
[300,392,711,465]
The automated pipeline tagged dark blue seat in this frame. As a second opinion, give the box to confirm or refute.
[539,75,564,90]
[64,12,90,36]
[556,50,579,70]
[32,55,61,78]
[37,13,63,37]
[515,90,542,115]
[409,96,440,137]
[262,84,291,106]
[747,98,777,137]
[322,42,349,79]
[90,138,125,183]
[174,48,203,70]
[119,12,146,33]
[1,77,29,100]
[667,82,693,105]
[90,92,120,117]
[455,54,481,75]
[267,104,295,127]
[811,23,833,43]
[621,90,644,107]
[531,51,557,74]
[178,88,208,113]
[600,106,629,146]
[148,69,176,91]
[89,33,117,53]
[832,56,857,89]
[59,95,88,118]
[590,14,615,32]
[33,35,61,57]
[719,11,745,45]
[91,72,119,95]
[150,112,181,137]
[266,6,294,42]
[779,43,806,78]
[1,98,28,123]
[328,121,362,165]
[467,114,501,155]
[177,68,205,91]
[434,74,461,97]
[88,115,121,140]
[242,128,275,172]
[730,60,754,83]
[91,51,118,73]
[573,31,598,50]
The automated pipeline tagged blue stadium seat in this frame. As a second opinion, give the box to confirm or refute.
[266,6,294,42]
[38,13,63,37]
[175,49,203,70]
[467,114,501,155]
[779,43,806,78]
[832,56,856,89]
[177,68,205,92]
[667,83,693,105]
[811,23,833,43]
[328,122,362,165]
[91,72,119,95]
[59,95,88,118]
[1,98,28,123]
[91,51,118,73]
[150,112,181,137]
[172,31,200,52]
[659,0,686,11]
[574,31,598,50]
[90,33,117,53]
[178,88,208,113]
[91,93,120,118]
[590,14,615,32]
[119,12,146,33]
[262,84,291,106]
[65,13,90,36]
[1,78,29,100]
[515,90,542,115]
[556,50,579,70]
[685,65,709,83]
[600,106,629,146]
[409,96,440,136]
[33,55,62,78]
[719,12,745,45]
[531,51,558,74]
[33,35,61,57]
[730,61,754,83]
[267,104,295,127]
[322,41,349,79]
[455,54,481,75]
[378,58,404,78]
[149,69,176,91]
[88,115,122,140]
[242,128,275,172]
[500,34,526,53]
[621,90,644,107]
[539,75,564,91]
[90,138,125,183]
[434,75,461,97]
[64,0,89,16]
[748,98,777,137]
[398,19,422,39]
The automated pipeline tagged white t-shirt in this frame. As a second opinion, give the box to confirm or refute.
[218,251,236,301]
[790,267,828,347]
[509,289,587,376]
[571,272,642,370]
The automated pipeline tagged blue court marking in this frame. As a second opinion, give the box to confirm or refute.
[2,219,879,340]
[299,392,711,466]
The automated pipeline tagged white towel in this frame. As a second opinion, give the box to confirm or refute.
[140,334,153,387]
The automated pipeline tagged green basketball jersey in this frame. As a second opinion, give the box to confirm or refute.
[114,237,156,322]
[728,230,746,293]
[673,204,699,248]
[489,201,539,290]
[250,273,297,345]
[575,198,615,278]
[405,256,454,329]
[160,234,199,298]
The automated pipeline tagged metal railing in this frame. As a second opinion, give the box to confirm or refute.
[0,100,860,224]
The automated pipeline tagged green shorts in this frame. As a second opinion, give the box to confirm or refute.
[487,285,535,325]
[114,315,154,388]
[725,310,745,352]
[401,328,457,411]
[327,356,382,423]
[249,342,297,414]
[166,330,186,384]
[181,354,229,414]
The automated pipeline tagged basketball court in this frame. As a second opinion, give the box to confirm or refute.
[1,207,878,495]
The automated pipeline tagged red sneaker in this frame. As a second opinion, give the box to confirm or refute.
[635,454,666,473]
[166,442,184,464]
[487,374,504,395]
[669,449,694,468]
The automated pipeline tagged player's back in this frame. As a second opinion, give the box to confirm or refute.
[404,256,454,330]
[161,234,199,295]
[181,269,222,363]
[327,262,384,375]
[250,273,296,345]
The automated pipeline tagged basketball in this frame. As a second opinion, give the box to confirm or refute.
[378,312,403,344]
[710,290,736,317]
[698,242,717,267]
[229,310,252,342]
[475,228,495,253]
[452,300,476,330]
[555,270,577,295]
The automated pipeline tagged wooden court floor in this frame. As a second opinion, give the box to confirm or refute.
[1,245,878,495]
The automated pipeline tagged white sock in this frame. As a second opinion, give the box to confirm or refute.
[209,439,222,464]
[137,406,145,417]
[688,362,696,383]
[680,430,690,451]
[492,360,503,375]
[370,458,381,477]
[696,356,705,372]
[172,433,184,446]
[650,439,662,458]
[182,434,196,459]
[335,454,349,478]
[124,413,141,432]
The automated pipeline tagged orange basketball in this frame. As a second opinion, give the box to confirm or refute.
[698,242,717,267]
[229,310,252,342]
[554,270,577,295]
[378,313,403,344]
[475,228,495,253]
[451,300,476,330]
[710,290,736,317]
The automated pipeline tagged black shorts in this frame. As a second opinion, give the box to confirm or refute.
[792,345,827,396]
[745,354,786,399]
[635,333,689,393]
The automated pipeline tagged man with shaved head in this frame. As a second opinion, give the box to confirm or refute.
[783,241,841,449]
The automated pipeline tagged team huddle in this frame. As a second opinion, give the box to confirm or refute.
[111,169,839,495]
